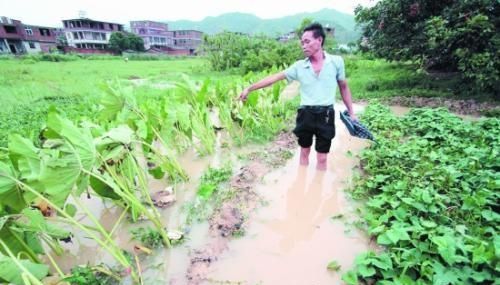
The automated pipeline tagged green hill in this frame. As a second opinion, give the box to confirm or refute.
[167,9,360,43]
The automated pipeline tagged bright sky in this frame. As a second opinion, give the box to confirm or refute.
[0,0,377,27]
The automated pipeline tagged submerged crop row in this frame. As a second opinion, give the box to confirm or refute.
[343,103,499,285]
[0,71,298,284]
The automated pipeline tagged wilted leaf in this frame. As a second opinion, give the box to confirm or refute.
[327,260,341,271]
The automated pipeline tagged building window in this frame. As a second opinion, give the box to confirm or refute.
[25,27,33,35]
[4,26,17,34]
[39,28,50,36]
[73,32,79,39]
[109,24,114,30]
[29,42,35,49]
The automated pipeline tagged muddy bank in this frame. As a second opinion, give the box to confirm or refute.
[381,96,498,116]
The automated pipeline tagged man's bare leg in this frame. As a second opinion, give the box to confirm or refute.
[300,147,311,166]
[317,152,328,170]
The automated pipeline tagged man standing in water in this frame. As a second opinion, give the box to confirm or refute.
[239,23,357,170]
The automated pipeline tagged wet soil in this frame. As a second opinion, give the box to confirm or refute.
[382,96,498,117]
[185,132,298,284]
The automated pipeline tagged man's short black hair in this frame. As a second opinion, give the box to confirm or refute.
[303,23,326,46]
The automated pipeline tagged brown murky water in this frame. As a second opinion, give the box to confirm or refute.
[202,104,376,285]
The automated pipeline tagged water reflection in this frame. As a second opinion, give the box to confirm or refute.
[264,166,341,254]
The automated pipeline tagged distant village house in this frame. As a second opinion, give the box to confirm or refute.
[0,16,57,54]
[62,18,123,54]
[130,20,202,55]
[1,16,203,56]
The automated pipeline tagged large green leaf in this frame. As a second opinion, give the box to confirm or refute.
[0,226,33,260]
[432,261,459,285]
[341,270,359,285]
[14,208,70,239]
[95,125,134,147]
[245,92,259,108]
[89,173,121,200]
[0,162,16,196]
[46,112,95,172]
[8,135,40,181]
[42,112,97,200]
[0,162,25,213]
[431,235,457,265]
[99,84,125,121]
[377,226,410,245]
[0,253,48,285]
[38,147,81,207]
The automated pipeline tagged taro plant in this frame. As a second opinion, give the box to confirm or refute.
[99,83,188,182]
[0,113,143,283]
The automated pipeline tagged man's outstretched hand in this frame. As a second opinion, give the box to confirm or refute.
[239,88,250,101]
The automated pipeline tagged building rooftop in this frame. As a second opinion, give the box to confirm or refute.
[62,18,123,25]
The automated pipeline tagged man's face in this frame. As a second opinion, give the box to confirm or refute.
[301,31,322,57]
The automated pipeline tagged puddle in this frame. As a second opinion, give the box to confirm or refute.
[389,105,411,117]
[45,128,265,280]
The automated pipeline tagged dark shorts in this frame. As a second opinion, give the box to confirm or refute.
[293,105,335,153]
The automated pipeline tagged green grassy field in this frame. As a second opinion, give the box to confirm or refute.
[0,58,232,147]
[0,58,210,105]
[0,56,485,147]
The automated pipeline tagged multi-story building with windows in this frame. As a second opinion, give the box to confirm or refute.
[62,18,123,53]
[130,20,203,55]
[0,16,57,54]
[172,30,203,54]
[130,21,173,49]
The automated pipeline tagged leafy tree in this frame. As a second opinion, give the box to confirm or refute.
[108,32,145,54]
[200,32,302,74]
[108,32,128,54]
[355,0,499,96]
[295,17,313,37]
[295,18,337,53]
[127,33,145,52]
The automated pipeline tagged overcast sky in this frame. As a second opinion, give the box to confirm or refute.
[0,0,377,27]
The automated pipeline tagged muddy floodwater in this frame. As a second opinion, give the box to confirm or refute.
[202,104,375,285]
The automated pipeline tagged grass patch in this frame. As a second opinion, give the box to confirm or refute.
[345,55,496,102]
